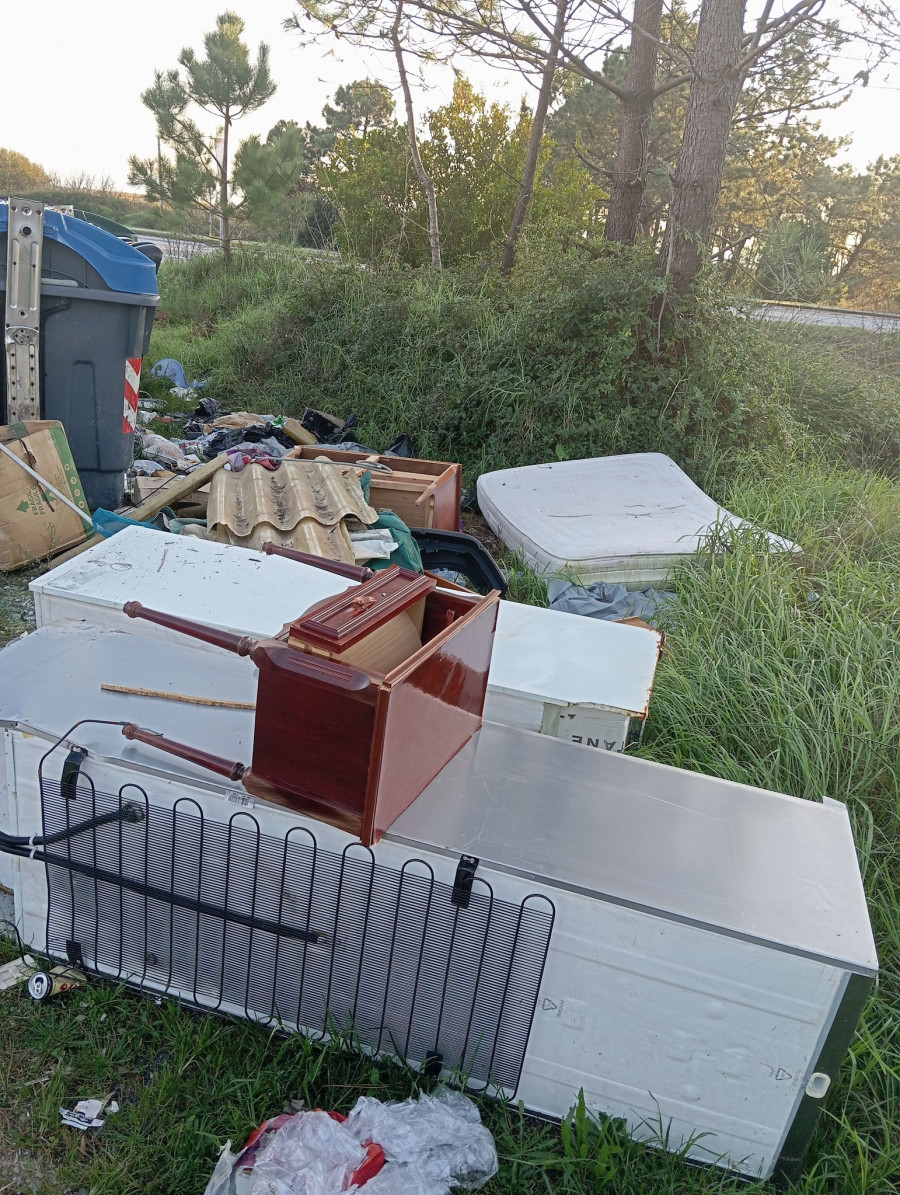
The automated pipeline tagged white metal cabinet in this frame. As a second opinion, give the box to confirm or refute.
[486,599,659,750]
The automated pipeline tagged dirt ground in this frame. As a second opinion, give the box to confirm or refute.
[0,565,40,649]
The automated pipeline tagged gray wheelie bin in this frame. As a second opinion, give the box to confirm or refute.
[1,200,159,509]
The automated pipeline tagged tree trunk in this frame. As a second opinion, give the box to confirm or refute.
[156,136,164,212]
[658,0,746,295]
[392,1,441,269]
[220,112,231,265]
[500,0,568,276]
[605,0,664,244]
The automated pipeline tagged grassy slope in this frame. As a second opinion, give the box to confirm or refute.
[2,254,900,1194]
[146,248,792,485]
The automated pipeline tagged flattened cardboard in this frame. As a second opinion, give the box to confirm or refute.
[0,421,89,571]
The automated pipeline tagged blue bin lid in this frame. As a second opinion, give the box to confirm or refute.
[0,201,158,296]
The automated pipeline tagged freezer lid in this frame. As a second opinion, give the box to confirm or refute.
[0,623,258,786]
[390,722,878,974]
[1,626,877,975]
[29,525,355,638]
[488,600,661,715]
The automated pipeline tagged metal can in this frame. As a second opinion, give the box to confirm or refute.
[27,965,86,1001]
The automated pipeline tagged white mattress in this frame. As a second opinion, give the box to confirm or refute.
[477,453,797,585]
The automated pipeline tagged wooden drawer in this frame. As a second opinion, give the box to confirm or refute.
[122,566,499,845]
[250,567,499,842]
[290,447,462,531]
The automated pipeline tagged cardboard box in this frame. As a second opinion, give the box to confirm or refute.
[0,421,90,571]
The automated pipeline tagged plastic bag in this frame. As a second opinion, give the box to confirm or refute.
[346,1088,498,1191]
[137,431,194,470]
[203,1141,238,1195]
[203,1089,496,1195]
[351,1162,445,1194]
[547,578,677,626]
[249,1111,366,1195]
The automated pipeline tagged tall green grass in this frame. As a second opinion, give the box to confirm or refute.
[149,250,900,488]
[764,323,900,474]
[636,450,900,1194]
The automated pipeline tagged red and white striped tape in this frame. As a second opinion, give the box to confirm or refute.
[123,357,141,433]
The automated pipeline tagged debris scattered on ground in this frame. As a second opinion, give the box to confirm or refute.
[348,526,399,561]
[299,407,350,444]
[59,1096,119,1131]
[27,964,87,1001]
[149,358,208,392]
[136,431,200,471]
[0,953,36,991]
[133,459,170,476]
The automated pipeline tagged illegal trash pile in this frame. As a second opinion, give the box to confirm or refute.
[110,389,458,574]
[1,354,877,1188]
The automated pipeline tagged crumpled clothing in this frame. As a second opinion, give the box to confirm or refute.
[225,447,281,472]
[230,436,289,459]
[548,578,677,626]
[190,424,296,461]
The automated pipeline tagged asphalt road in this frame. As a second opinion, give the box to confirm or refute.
[742,301,900,332]
[135,233,219,262]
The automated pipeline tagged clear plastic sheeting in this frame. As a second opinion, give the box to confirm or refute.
[202,1089,497,1195]
[250,1112,366,1194]
[346,1088,498,1191]
[351,1165,443,1194]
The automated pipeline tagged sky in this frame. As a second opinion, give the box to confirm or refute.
[2,0,899,190]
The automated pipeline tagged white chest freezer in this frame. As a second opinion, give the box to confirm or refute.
[29,527,662,752]
[476,453,797,586]
[0,625,877,1184]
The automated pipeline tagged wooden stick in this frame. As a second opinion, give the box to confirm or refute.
[101,683,256,710]
[49,453,229,567]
